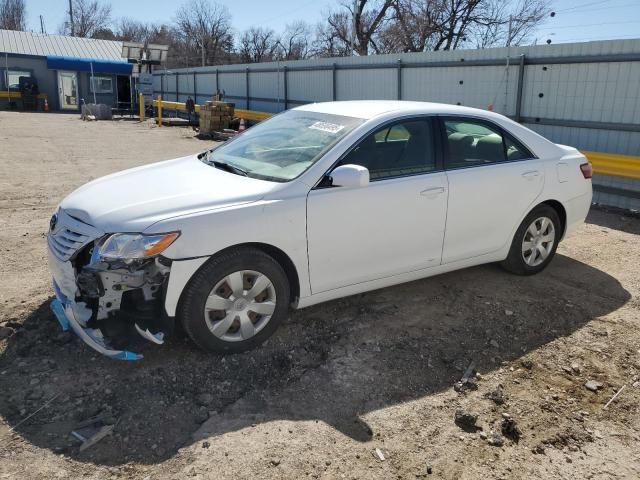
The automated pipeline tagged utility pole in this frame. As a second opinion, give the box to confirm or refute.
[274,40,286,112]
[201,32,206,67]
[505,15,513,114]
[351,0,357,55]
[39,15,45,34]
[68,0,74,36]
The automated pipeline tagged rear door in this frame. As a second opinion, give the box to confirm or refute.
[439,116,544,264]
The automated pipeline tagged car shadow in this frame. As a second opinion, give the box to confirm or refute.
[0,254,630,466]
[586,206,640,235]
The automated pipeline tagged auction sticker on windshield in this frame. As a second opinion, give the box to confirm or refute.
[309,121,345,134]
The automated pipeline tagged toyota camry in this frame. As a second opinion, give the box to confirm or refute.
[47,101,592,359]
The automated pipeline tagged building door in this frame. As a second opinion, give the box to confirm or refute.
[58,71,78,110]
[116,75,131,108]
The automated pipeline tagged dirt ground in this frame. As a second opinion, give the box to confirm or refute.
[0,111,639,480]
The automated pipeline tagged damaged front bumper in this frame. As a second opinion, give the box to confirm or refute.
[47,210,171,360]
[50,294,143,361]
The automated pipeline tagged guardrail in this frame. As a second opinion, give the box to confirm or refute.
[1,91,49,111]
[583,151,640,180]
[152,98,272,126]
[0,92,48,99]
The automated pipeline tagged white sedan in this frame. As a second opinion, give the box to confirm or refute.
[47,101,592,359]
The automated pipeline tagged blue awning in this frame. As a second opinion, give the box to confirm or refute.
[46,56,133,75]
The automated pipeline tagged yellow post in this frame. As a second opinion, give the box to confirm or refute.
[157,95,162,127]
[139,93,144,122]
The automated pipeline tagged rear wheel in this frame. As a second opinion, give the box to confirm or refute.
[500,205,561,275]
[179,247,290,353]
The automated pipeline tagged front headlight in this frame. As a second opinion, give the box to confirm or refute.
[98,232,180,261]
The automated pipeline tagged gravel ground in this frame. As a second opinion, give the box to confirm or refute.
[0,112,639,479]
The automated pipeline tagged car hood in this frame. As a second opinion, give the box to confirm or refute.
[60,154,277,232]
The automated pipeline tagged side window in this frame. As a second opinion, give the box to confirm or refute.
[504,133,532,161]
[443,118,532,169]
[340,119,436,180]
[373,124,410,143]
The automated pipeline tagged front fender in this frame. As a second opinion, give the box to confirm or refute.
[163,257,210,317]
[150,197,311,313]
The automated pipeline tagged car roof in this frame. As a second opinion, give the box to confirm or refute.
[294,100,498,120]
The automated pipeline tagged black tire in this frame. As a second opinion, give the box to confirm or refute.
[178,247,290,353]
[500,204,561,276]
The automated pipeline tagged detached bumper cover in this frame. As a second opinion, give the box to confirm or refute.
[51,283,143,361]
[47,209,173,361]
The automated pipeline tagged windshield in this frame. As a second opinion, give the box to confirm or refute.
[203,110,364,182]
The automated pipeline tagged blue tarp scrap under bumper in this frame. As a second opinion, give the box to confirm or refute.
[46,55,133,75]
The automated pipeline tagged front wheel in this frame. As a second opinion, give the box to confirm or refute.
[500,205,561,276]
[178,247,290,353]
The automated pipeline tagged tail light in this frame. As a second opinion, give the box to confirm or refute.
[580,162,593,179]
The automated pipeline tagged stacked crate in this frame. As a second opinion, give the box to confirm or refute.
[199,101,235,134]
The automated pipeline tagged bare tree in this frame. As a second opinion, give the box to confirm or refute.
[319,0,394,56]
[91,28,116,40]
[116,18,152,43]
[380,0,551,53]
[379,0,443,52]
[239,27,277,63]
[0,0,26,31]
[147,24,192,68]
[276,22,312,60]
[60,0,112,38]
[426,0,483,50]
[469,0,551,48]
[175,0,233,67]
[311,18,352,57]
[353,0,395,54]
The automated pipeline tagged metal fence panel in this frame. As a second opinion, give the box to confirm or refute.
[522,61,640,124]
[288,69,332,105]
[153,38,640,210]
[193,72,216,105]
[402,65,518,115]
[249,70,281,100]
[178,73,193,100]
[337,67,397,101]
[219,72,248,108]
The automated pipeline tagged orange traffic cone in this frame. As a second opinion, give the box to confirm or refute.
[238,118,246,132]
[44,98,49,112]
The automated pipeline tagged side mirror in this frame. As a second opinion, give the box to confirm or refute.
[330,164,370,188]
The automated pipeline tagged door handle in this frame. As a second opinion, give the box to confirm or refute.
[522,170,540,179]
[420,187,446,197]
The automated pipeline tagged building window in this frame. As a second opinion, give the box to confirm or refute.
[89,76,113,94]
[5,70,31,90]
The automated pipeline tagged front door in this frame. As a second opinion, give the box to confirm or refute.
[58,71,78,110]
[440,116,545,264]
[306,117,449,293]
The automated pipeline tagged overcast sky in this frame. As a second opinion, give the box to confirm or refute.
[25,0,640,46]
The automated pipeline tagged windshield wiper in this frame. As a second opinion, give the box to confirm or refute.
[210,160,249,177]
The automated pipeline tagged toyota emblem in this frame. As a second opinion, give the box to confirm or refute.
[49,214,58,232]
